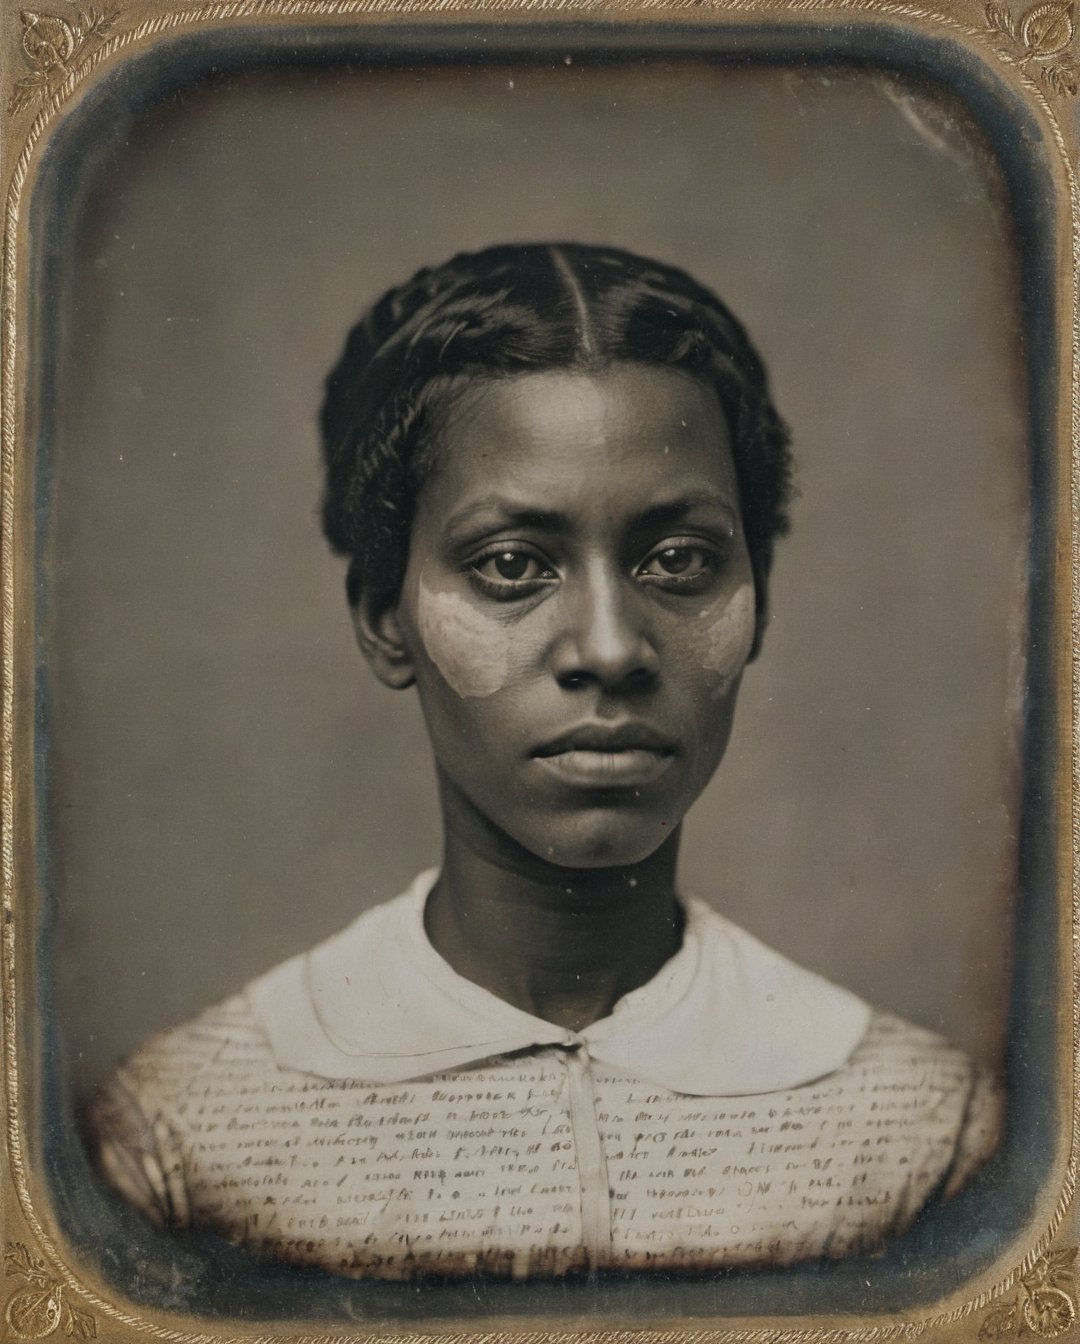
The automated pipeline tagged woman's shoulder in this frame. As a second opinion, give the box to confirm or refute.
[839,1008,1003,1195]
[85,882,425,1168]
[854,1004,976,1061]
[859,1010,1004,1177]
[684,901,1002,1201]
[84,889,408,1230]
[851,1006,999,1096]
[688,898,998,1082]
[87,988,278,1171]
[100,990,270,1097]
[105,878,427,1098]
[85,991,274,1229]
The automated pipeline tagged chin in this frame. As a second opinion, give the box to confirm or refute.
[532,811,674,870]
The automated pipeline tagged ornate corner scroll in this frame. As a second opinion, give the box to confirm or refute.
[2,1243,96,1341]
[7,5,118,116]
[978,1249,1079,1339]
[984,0,1080,94]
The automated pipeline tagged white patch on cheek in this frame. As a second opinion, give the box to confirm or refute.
[416,575,512,698]
[699,583,757,696]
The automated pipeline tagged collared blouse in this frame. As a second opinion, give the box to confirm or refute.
[89,871,1000,1280]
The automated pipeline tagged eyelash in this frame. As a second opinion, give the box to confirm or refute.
[466,546,558,601]
[465,540,724,601]
[637,543,721,588]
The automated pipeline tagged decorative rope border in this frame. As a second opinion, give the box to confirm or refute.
[1,2,1077,1340]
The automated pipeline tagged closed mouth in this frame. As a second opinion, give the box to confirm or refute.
[531,724,676,788]
[532,723,676,758]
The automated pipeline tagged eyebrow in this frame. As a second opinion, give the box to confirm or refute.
[445,492,738,535]
[633,495,738,531]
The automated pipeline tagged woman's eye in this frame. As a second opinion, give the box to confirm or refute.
[489,552,538,581]
[469,548,557,594]
[638,544,717,584]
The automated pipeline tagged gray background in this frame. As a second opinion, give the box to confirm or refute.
[48,60,1028,1096]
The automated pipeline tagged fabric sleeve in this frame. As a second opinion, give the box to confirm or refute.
[941,1063,1004,1201]
[86,1069,192,1230]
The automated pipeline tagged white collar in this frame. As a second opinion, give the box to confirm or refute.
[247,870,871,1097]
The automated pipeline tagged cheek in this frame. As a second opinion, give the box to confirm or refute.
[696,582,757,696]
[415,573,515,699]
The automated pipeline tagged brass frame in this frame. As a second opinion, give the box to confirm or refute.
[1,4,1076,1340]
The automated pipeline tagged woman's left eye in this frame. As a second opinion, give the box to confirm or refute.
[637,543,718,585]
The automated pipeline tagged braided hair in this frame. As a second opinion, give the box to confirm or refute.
[320,243,792,628]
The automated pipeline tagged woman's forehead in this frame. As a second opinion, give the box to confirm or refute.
[423,365,740,523]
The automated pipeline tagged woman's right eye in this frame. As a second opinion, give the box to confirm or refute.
[468,547,558,596]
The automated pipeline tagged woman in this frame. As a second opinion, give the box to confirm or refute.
[89,243,1000,1281]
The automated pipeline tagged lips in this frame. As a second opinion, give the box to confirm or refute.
[534,722,677,757]
[532,723,676,788]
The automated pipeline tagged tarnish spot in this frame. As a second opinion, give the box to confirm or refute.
[699,583,756,696]
[416,573,511,698]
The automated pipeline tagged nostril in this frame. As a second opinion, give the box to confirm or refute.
[555,663,657,693]
[628,664,659,688]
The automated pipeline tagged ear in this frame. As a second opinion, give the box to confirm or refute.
[350,599,416,689]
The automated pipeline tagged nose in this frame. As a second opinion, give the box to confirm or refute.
[551,562,660,692]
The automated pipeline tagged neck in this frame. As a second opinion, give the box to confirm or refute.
[424,789,684,1031]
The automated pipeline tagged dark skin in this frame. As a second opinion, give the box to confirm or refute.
[353,366,758,1031]
[426,787,684,1030]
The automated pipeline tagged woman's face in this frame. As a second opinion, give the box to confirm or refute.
[362,363,758,869]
